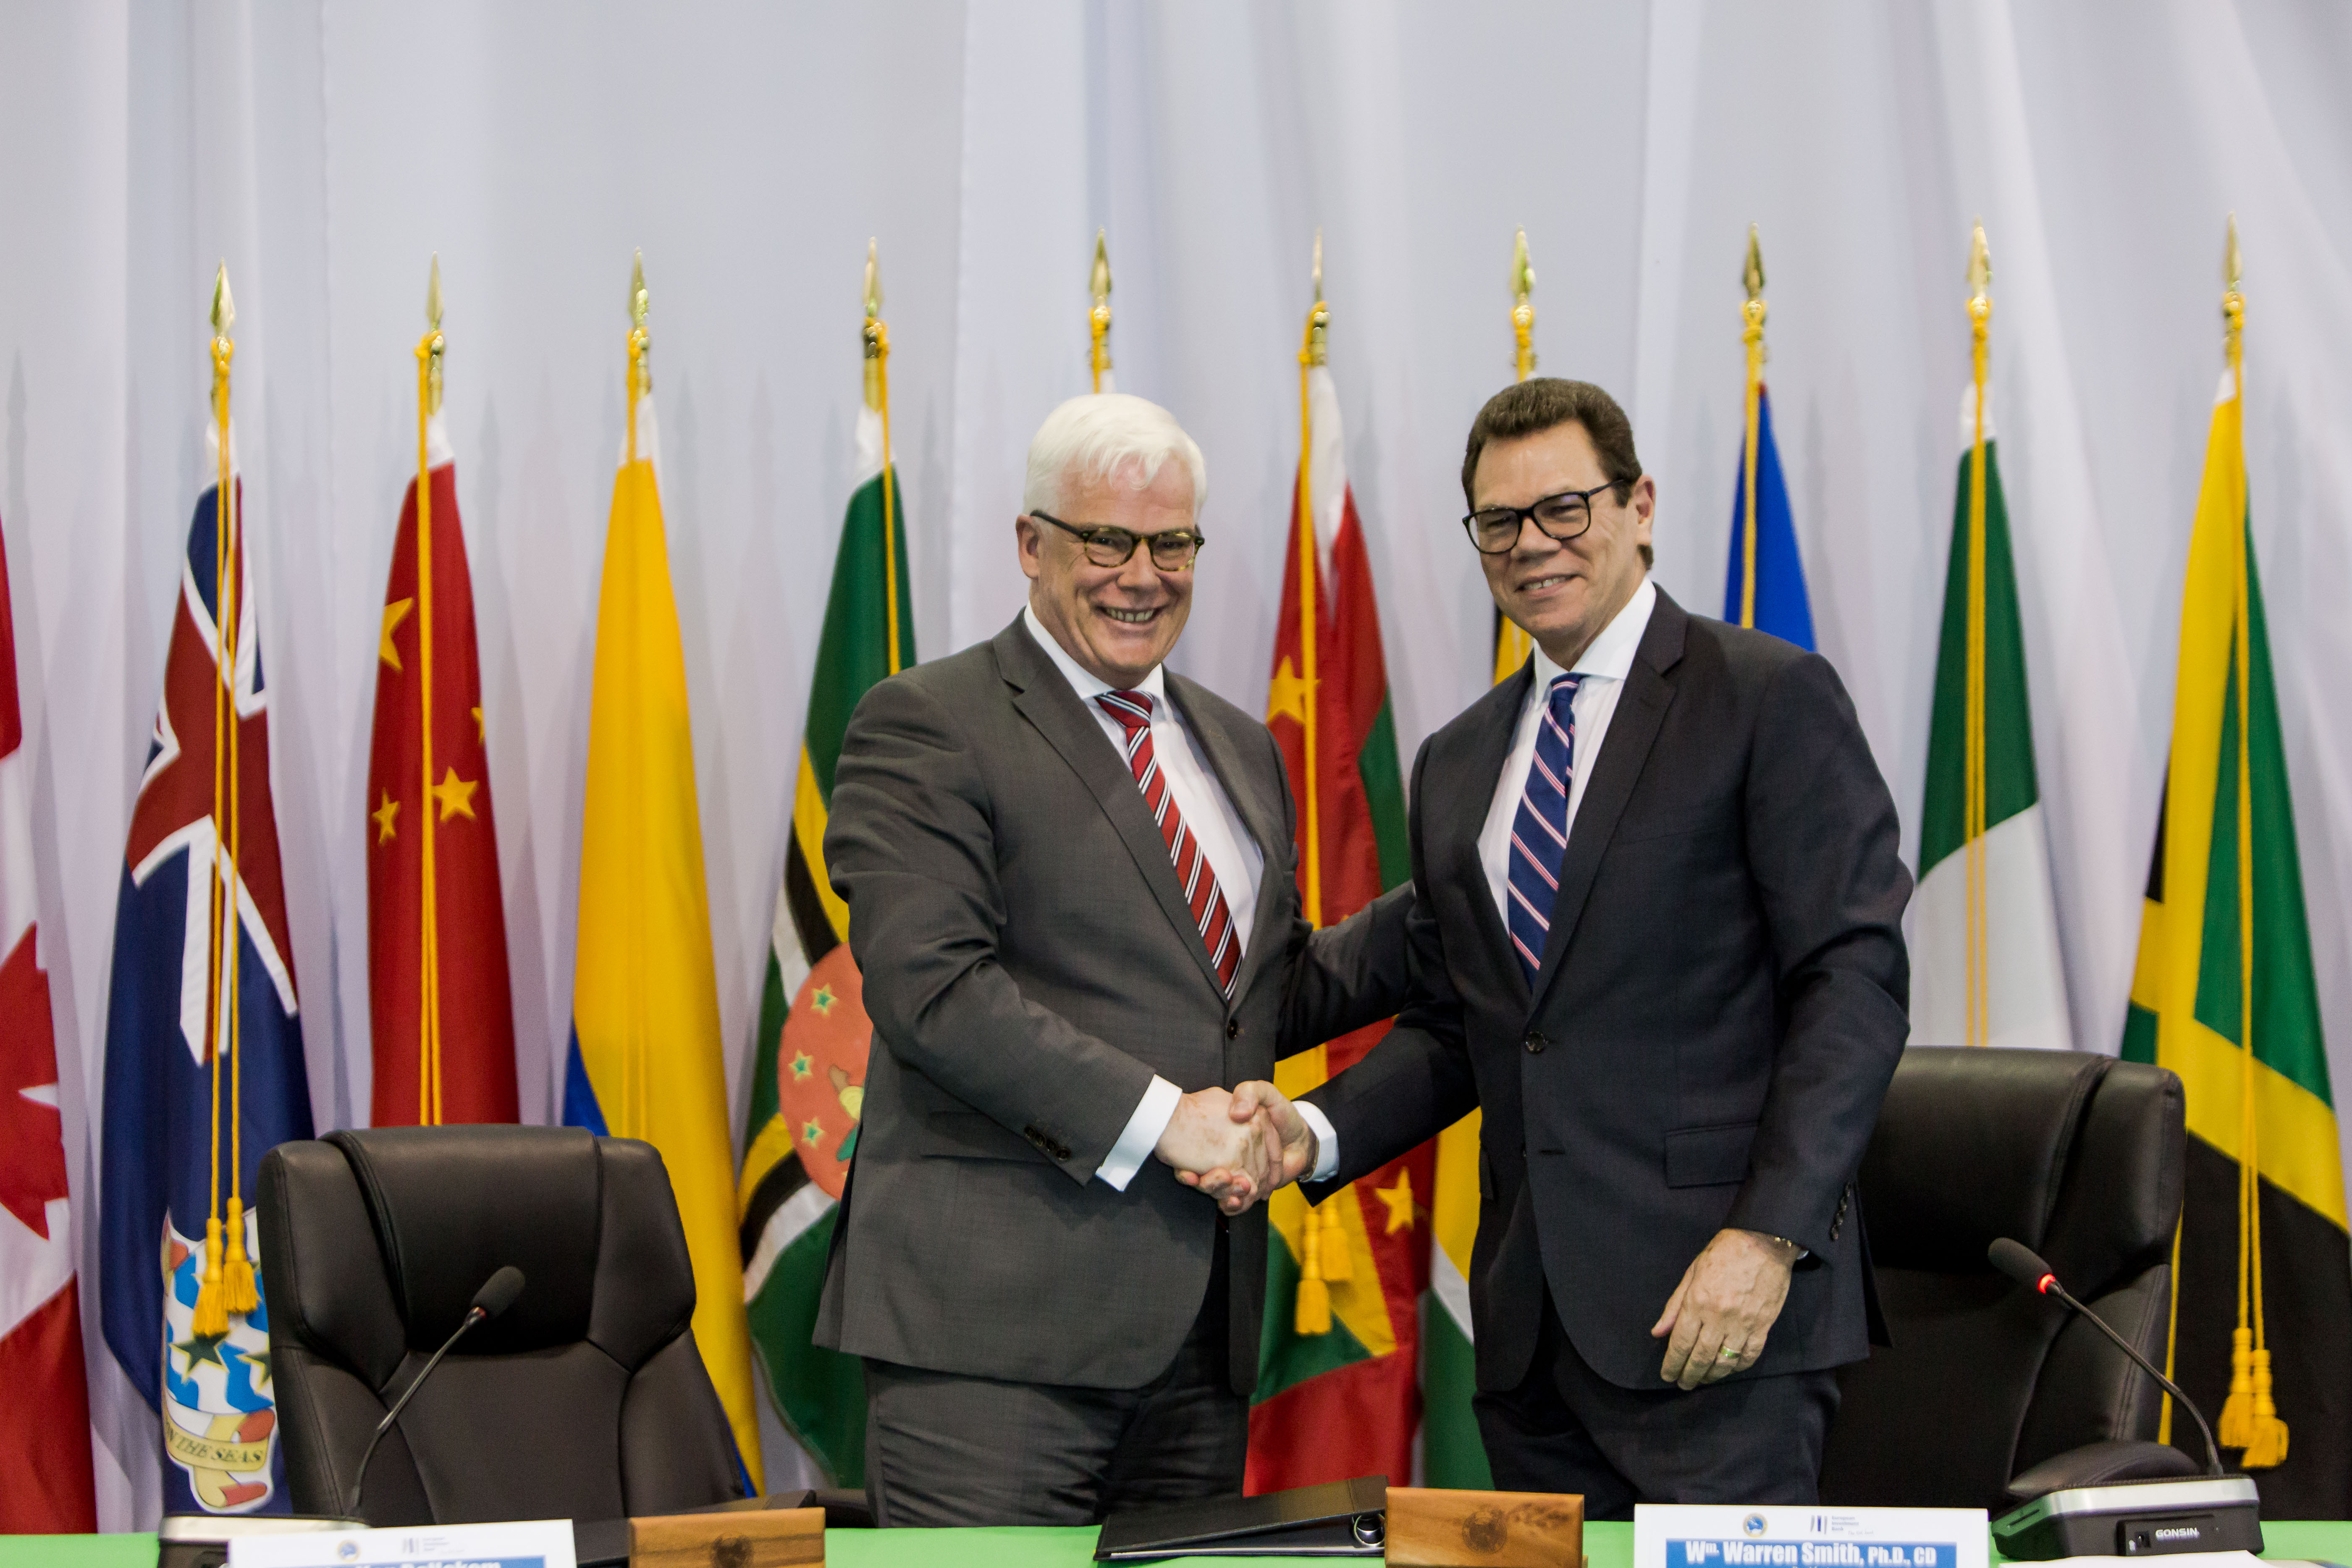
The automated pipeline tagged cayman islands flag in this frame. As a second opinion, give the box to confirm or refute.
[99,424,312,1516]
[739,294,909,1487]
[0,521,98,1532]
[1252,334,1428,1493]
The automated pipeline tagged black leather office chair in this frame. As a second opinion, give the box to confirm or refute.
[1819,1047,2191,1509]
[257,1125,745,1525]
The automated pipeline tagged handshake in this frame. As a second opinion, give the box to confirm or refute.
[1151,1083,1316,1217]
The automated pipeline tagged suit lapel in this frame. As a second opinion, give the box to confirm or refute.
[994,619,1229,996]
[1529,590,1689,1015]
[1168,674,1287,1007]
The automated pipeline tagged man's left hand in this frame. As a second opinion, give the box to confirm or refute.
[1649,1227,1798,1390]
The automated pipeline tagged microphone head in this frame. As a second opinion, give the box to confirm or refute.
[1988,1238,2058,1294]
[471,1265,526,1322]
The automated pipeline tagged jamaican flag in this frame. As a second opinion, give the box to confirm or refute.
[739,382,910,1486]
[2123,357,2350,1516]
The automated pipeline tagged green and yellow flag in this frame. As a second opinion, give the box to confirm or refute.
[737,244,911,1486]
[2123,231,2349,1516]
[562,257,762,1487]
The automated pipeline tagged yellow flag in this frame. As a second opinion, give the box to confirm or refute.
[566,406,763,1488]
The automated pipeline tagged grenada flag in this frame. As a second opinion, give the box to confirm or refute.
[1251,335,1427,1494]
[562,332,763,1489]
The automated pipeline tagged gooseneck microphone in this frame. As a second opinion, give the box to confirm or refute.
[1987,1238,2221,1477]
[341,1266,526,1522]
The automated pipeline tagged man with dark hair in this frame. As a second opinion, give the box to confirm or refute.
[1208,378,1910,1511]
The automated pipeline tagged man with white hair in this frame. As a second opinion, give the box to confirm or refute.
[814,393,1406,1525]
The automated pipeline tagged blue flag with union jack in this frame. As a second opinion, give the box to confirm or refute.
[1721,384,1815,650]
[98,448,312,1516]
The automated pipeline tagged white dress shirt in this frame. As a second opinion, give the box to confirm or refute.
[1020,605,1265,1190]
[1299,578,1658,1183]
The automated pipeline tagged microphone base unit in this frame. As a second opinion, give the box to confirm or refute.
[1992,1475,2262,1560]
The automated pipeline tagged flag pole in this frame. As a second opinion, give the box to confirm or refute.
[192,266,237,1335]
[1965,225,1993,1052]
[1494,230,1537,684]
[1090,231,1113,394]
[1295,233,1328,931]
[414,258,447,1125]
[1739,227,1767,630]
[864,241,903,676]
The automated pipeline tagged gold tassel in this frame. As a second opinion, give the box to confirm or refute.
[1295,1202,1331,1335]
[2239,1347,2289,1467]
[1317,1206,1353,1283]
[2216,1326,2255,1447]
[192,1215,230,1336]
[221,1195,258,1314]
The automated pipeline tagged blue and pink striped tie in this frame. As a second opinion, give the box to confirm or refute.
[1506,674,1582,986]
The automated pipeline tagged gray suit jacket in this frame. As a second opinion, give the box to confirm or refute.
[814,616,1407,1395]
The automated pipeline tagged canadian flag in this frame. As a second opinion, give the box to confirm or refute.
[0,524,97,1531]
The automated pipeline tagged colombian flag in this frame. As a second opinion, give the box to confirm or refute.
[562,363,763,1489]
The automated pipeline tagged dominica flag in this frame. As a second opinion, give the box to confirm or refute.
[562,304,763,1489]
[0,521,97,1532]
[99,411,314,1516]
[1252,320,1431,1494]
[1912,385,2071,1051]
[1720,384,1814,650]
[2123,343,2350,1516]
[739,275,910,1486]
[366,381,518,1126]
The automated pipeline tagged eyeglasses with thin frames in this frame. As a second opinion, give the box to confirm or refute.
[1461,482,1626,556]
[1030,511,1206,571]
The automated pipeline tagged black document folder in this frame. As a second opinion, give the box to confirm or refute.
[1093,1475,1387,1560]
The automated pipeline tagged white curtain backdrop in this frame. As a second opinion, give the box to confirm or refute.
[3,0,2349,1525]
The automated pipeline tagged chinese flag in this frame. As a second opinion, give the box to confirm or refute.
[366,421,517,1125]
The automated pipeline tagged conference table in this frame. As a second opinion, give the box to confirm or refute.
[9,1520,2352,1568]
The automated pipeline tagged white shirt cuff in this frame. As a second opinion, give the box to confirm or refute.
[1097,1075,1183,1191]
[1295,1101,1340,1184]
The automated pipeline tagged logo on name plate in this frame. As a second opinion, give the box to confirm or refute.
[1745,1517,1769,1537]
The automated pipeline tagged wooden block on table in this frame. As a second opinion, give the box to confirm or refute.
[629,1505,825,1568]
[1386,1486,1584,1568]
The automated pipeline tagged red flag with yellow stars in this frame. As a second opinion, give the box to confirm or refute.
[365,360,517,1126]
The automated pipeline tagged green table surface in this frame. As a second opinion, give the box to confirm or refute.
[8,1518,2347,1567]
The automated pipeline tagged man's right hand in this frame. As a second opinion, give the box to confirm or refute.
[1175,1080,1318,1216]
[1155,1087,1275,1205]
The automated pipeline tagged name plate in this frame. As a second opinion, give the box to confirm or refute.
[1637,1505,1989,1568]
[228,1518,577,1568]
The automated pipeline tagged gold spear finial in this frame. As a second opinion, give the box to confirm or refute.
[1510,228,1536,380]
[211,262,235,340]
[863,239,889,411]
[2223,213,2245,344]
[1089,228,1113,391]
[1743,224,1766,304]
[424,255,446,414]
[1303,229,1330,370]
[1968,221,1992,308]
[629,248,649,332]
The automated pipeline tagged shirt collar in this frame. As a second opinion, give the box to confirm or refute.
[1530,575,1657,690]
[1023,602,1169,709]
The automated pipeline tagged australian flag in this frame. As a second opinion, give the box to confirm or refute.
[99,442,312,1516]
[1721,383,1815,650]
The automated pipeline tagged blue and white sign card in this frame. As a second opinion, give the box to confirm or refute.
[228,1517,577,1568]
[1636,1505,1989,1568]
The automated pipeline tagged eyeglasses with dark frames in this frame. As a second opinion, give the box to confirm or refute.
[1461,482,1627,556]
[1030,511,1207,571]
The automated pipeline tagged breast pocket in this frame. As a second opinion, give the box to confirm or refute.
[1663,1121,1758,1188]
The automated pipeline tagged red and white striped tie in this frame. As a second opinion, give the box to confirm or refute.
[1095,690,1240,996]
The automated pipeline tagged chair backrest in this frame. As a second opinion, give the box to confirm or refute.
[258,1125,743,1525]
[1819,1048,2184,1508]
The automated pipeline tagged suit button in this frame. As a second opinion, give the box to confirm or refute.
[1523,1031,1547,1054]
[1226,1020,1240,1040]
